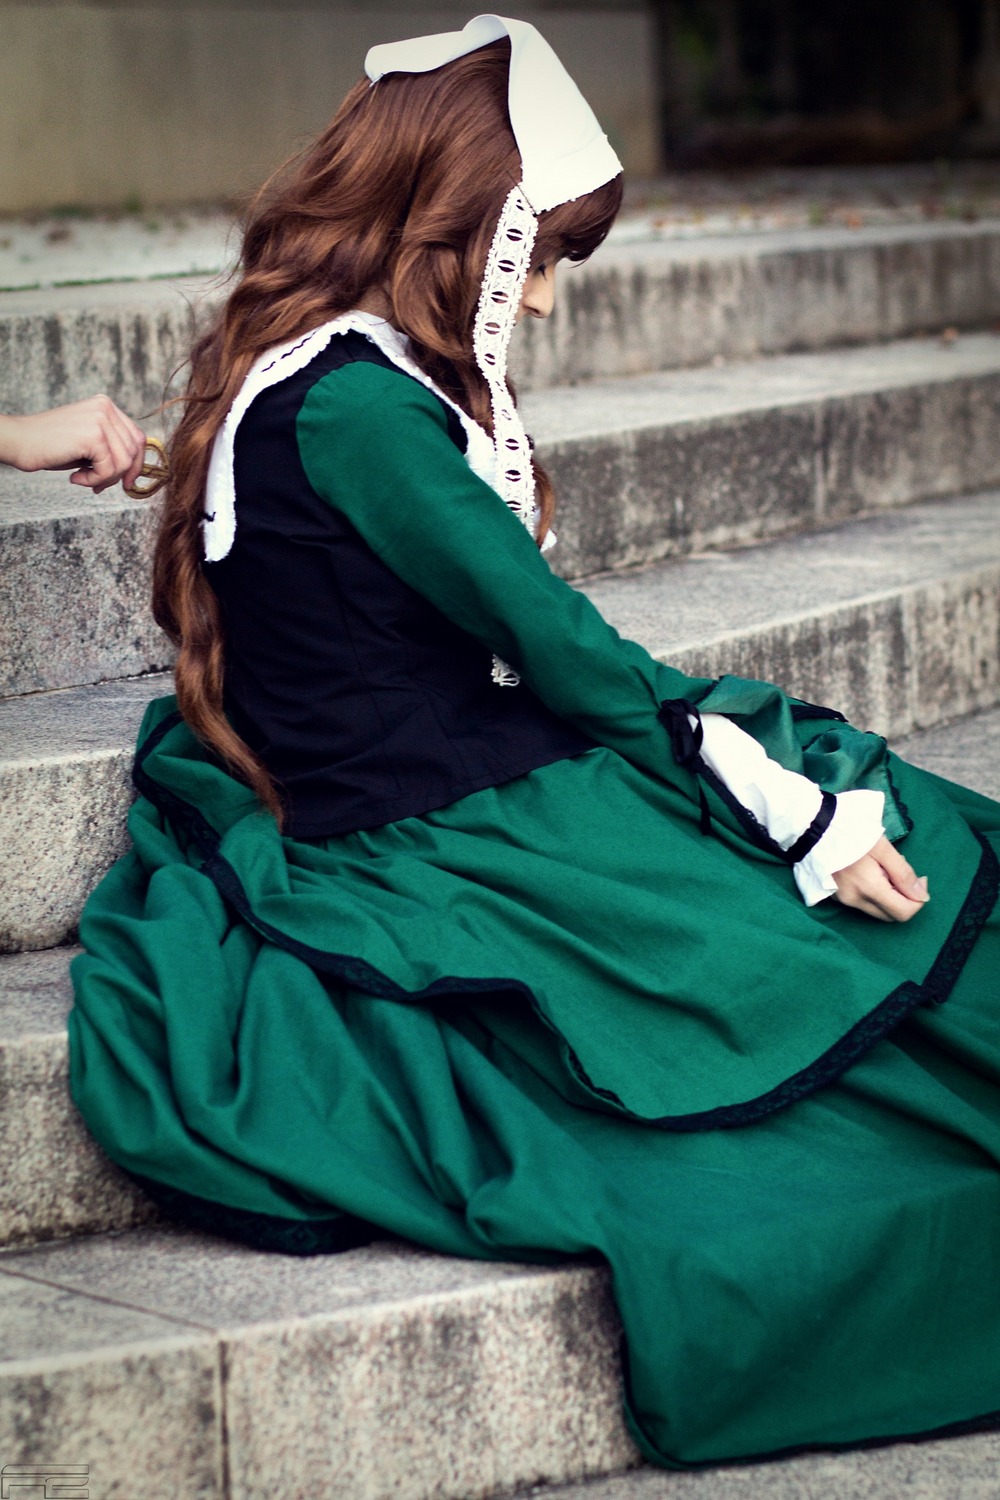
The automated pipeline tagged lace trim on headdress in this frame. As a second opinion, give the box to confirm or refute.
[473,184,539,686]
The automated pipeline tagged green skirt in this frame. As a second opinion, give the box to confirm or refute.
[69,695,1000,1466]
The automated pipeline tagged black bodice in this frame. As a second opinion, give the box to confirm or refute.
[204,332,592,838]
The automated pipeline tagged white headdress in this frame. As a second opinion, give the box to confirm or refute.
[203,16,622,687]
[367,15,622,683]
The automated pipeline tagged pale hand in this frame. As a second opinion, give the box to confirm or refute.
[0,396,146,493]
[833,834,929,922]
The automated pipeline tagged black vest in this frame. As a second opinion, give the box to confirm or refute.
[205,332,592,838]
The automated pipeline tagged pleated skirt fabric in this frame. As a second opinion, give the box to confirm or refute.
[68,700,1000,1467]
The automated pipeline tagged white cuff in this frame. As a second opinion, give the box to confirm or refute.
[794,789,886,907]
[692,713,884,907]
[694,712,823,846]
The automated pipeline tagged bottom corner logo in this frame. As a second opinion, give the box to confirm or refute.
[0,1466,90,1498]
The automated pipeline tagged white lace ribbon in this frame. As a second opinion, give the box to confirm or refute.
[472,183,540,685]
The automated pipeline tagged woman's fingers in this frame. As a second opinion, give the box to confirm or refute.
[833,838,929,923]
[70,397,146,492]
[72,403,134,490]
[869,835,929,902]
[847,890,893,923]
[838,868,912,921]
[3,396,148,490]
[106,404,148,489]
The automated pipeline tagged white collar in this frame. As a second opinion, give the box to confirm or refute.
[202,309,497,564]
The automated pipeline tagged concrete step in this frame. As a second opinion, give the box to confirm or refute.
[0,946,160,1248]
[518,218,1000,391]
[4,491,1000,951]
[581,491,1000,737]
[0,467,171,699]
[0,275,206,421]
[0,674,162,952]
[2,1237,999,1500]
[7,332,1000,698]
[534,331,1000,578]
[510,1431,1000,1500]
[3,219,1000,419]
[0,1225,633,1500]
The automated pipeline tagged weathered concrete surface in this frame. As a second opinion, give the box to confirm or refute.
[516,1433,1000,1499]
[0,467,172,697]
[8,335,1000,698]
[0,275,213,418]
[0,674,163,952]
[0,6,657,214]
[0,948,159,1247]
[581,491,1000,737]
[532,333,1000,578]
[516,219,1000,390]
[5,224,1000,418]
[0,1258,223,1497]
[893,705,1000,801]
[0,1228,636,1499]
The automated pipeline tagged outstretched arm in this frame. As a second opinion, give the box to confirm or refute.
[0,396,146,492]
[297,359,922,915]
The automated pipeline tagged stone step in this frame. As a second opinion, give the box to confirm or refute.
[509,1430,1000,1500]
[4,491,1000,952]
[7,332,1000,698]
[0,675,161,953]
[518,218,1000,391]
[3,219,1000,419]
[4,704,998,1251]
[0,467,170,699]
[0,946,160,1248]
[533,331,1000,578]
[2,1237,999,1500]
[0,1225,633,1500]
[0,275,207,421]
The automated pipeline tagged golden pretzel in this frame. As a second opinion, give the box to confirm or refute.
[124,436,169,499]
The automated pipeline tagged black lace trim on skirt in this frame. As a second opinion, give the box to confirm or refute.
[129,1172,377,1256]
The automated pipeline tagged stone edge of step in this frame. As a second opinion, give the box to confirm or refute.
[0,1225,636,1500]
[5,217,1000,414]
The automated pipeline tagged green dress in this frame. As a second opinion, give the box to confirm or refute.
[69,360,1000,1467]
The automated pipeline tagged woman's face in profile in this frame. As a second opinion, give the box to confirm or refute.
[516,261,558,323]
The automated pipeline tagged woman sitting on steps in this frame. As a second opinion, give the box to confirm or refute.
[68,13,1000,1470]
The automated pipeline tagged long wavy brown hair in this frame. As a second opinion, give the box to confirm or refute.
[154,38,622,822]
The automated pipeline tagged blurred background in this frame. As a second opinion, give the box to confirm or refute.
[3,0,1000,214]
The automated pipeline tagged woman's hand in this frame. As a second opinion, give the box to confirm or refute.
[0,396,147,493]
[833,835,929,922]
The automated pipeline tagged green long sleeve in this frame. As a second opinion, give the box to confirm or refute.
[296,356,907,841]
[297,359,714,782]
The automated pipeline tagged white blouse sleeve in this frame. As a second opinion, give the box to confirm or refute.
[691,711,885,907]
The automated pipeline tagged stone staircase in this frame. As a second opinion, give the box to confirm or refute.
[1,220,999,1498]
